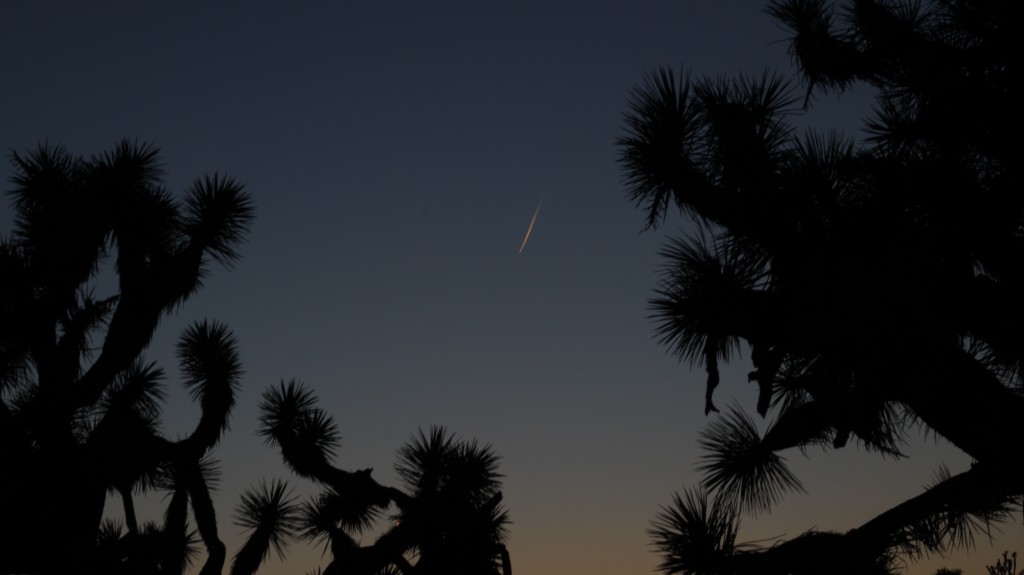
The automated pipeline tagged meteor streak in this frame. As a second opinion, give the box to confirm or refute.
[518,193,545,253]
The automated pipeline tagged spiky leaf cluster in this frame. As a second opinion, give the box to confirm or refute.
[250,383,512,575]
[0,140,253,574]
[624,1,1024,573]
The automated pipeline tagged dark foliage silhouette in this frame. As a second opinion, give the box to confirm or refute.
[230,480,300,575]
[242,379,512,575]
[0,140,253,574]
[986,551,1020,575]
[619,1,1023,573]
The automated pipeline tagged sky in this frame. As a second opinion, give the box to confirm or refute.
[1,2,1020,574]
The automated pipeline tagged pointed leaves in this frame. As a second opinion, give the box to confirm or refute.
[766,0,863,100]
[301,486,382,542]
[258,379,340,479]
[231,479,300,575]
[619,67,707,229]
[184,174,255,267]
[395,425,504,506]
[649,487,742,575]
[697,404,805,515]
[178,320,242,449]
[650,230,766,413]
[391,425,510,567]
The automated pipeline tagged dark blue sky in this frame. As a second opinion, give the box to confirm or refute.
[2,2,1015,574]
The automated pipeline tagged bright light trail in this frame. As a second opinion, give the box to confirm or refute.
[518,193,545,254]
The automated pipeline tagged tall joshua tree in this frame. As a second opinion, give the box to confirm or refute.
[0,140,254,574]
[619,1,1022,573]
[231,379,511,575]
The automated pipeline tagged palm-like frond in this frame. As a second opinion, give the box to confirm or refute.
[98,360,166,423]
[183,174,255,267]
[231,479,300,575]
[770,357,817,414]
[651,232,760,363]
[396,427,504,507]
[618,67,706,229]
[845,399,907,457]
[912,465,1020,555]
[766,0,863,100]
[298,499,338,549]
[258,379,325,445]
[396,426,504,501]
[697,404,804,515]
[693,70,795,192]
[301,486,383,541]
[9,143,85,237]
[649,487,741,575]
[440,439,505,507]
[8,143,110,302]
[178,320,242,449]
[178,320,242,401]
[618,66,799,232]
[650,230,765,414]
[258,379,341,478]
[90,139,165,186]
[90,141,178,275]
[83,141,182,304]
[396,426,457,497]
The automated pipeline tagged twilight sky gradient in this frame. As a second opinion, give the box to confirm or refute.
[2,2,1020,574]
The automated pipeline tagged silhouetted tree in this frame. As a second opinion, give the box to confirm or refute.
[619,1,1022,573]
[241,379,512,575]
[0,140,254,574]
[986,551,1020,575]
[229,480,300,575]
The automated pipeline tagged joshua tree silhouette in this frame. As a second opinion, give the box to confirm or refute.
[620,1,1023,573]
[235,379,512,575]
[0,140,253,574]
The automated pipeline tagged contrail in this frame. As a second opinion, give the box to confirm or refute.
[518,193,545,254]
